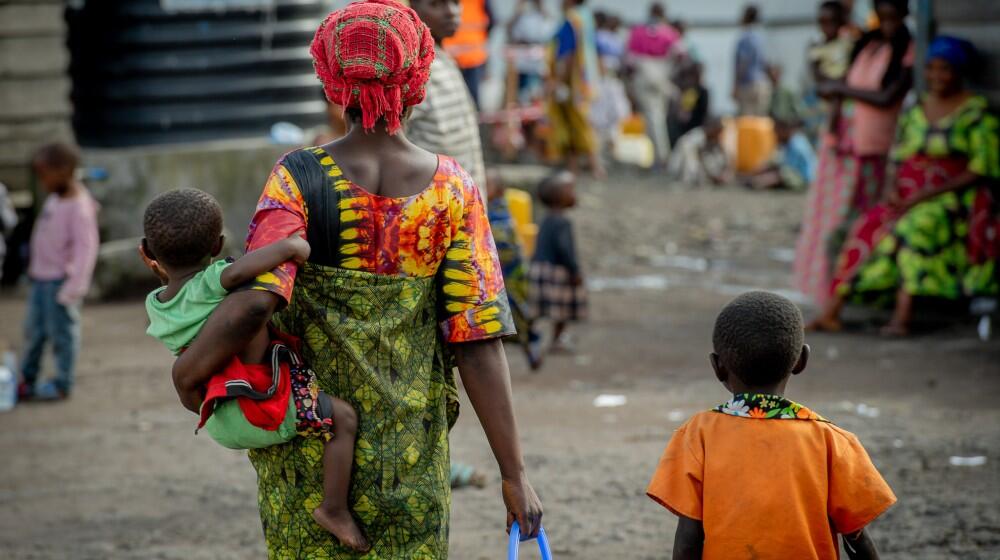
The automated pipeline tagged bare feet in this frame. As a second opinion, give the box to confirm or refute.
[879,322,910,337]
[806,316,843,333]
[312,507,370,552]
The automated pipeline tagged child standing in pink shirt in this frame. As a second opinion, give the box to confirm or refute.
[18,143,99,401]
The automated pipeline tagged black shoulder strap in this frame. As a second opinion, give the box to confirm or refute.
[280,148,343,267]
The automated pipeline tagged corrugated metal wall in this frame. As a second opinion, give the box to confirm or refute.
[932,0,1000,106]
[67,0,333,147]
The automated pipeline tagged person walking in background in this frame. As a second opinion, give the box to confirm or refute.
[794,0,914,309]
[18,143,99,402]
[594,11,625,75]
[409,0,487,196]
[625,2,680,167]
[0,182,17,285]
[507,0,555,105]
[547,0,604,178]
[171,2,543,555]
[442,0,493,108]
[732,4,770,116]
[810,36,999,336]
[531,170,586,354]
[590,11,631,160]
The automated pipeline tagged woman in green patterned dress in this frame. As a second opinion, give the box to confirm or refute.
[810,36,999,335]
[172,2,542,557]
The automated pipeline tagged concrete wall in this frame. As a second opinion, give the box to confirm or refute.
[933,0,1000,106]
[84,139,291,244]
[0,0,75,193]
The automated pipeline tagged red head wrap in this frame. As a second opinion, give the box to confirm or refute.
[310,0,435,134]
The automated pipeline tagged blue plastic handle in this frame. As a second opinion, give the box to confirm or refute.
[508,521,552,560]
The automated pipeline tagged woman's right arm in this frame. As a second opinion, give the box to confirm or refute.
[172,290,281,412]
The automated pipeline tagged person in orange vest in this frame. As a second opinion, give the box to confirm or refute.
[443,0,494,108]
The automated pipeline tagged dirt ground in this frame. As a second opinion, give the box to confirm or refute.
[1,176,998,559]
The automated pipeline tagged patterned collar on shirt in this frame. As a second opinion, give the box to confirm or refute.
[713,393,828,422]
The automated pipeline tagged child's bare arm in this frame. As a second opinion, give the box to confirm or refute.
[672,515,704,560]
[843,529,880,560]
[220,234,309,291]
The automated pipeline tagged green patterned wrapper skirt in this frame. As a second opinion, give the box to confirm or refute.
[846,188,998,304]
[250,264,459,559]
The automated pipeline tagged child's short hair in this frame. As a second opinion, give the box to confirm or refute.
[143,189,223,268]
[32,142,80,171]
[712,291,804,386]
[537,170,573,208]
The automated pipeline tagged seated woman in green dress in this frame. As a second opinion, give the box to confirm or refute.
[171,1,543,557]
[810,36,999,336]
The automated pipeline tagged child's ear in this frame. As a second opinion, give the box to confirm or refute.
[139,239,168,284]
[792,344,810,375]
[139,238,155,262]
[212,235,225,257]
[710,353,726,383]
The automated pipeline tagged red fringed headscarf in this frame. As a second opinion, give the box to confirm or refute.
[310,0,435,134]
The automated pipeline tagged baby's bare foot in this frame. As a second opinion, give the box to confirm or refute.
[312,507,370,552]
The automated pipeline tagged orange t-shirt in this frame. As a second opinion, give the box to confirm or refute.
[647,396,896,559]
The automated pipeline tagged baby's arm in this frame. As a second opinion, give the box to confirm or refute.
[672,515,704,560]
[843,529,880,560]
[219,233,310,291]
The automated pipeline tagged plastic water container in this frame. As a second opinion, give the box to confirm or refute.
[612,132,656,169]
[0,354,17,411]
[505,189,538,257]
[518,223,539,258]
[506,189,534,229]
[735,116,777,173]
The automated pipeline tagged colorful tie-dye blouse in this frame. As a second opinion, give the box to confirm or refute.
[246,147,514,343]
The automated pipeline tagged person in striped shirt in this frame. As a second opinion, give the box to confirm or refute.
[409,0,487,197]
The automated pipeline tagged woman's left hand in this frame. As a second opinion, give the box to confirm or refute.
[503,472,544,538]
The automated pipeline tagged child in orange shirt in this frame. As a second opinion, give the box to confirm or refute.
[647,291,896,559]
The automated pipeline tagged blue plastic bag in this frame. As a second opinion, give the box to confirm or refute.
[508,521,552,560]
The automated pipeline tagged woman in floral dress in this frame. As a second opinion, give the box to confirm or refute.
[810,36,999,335]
